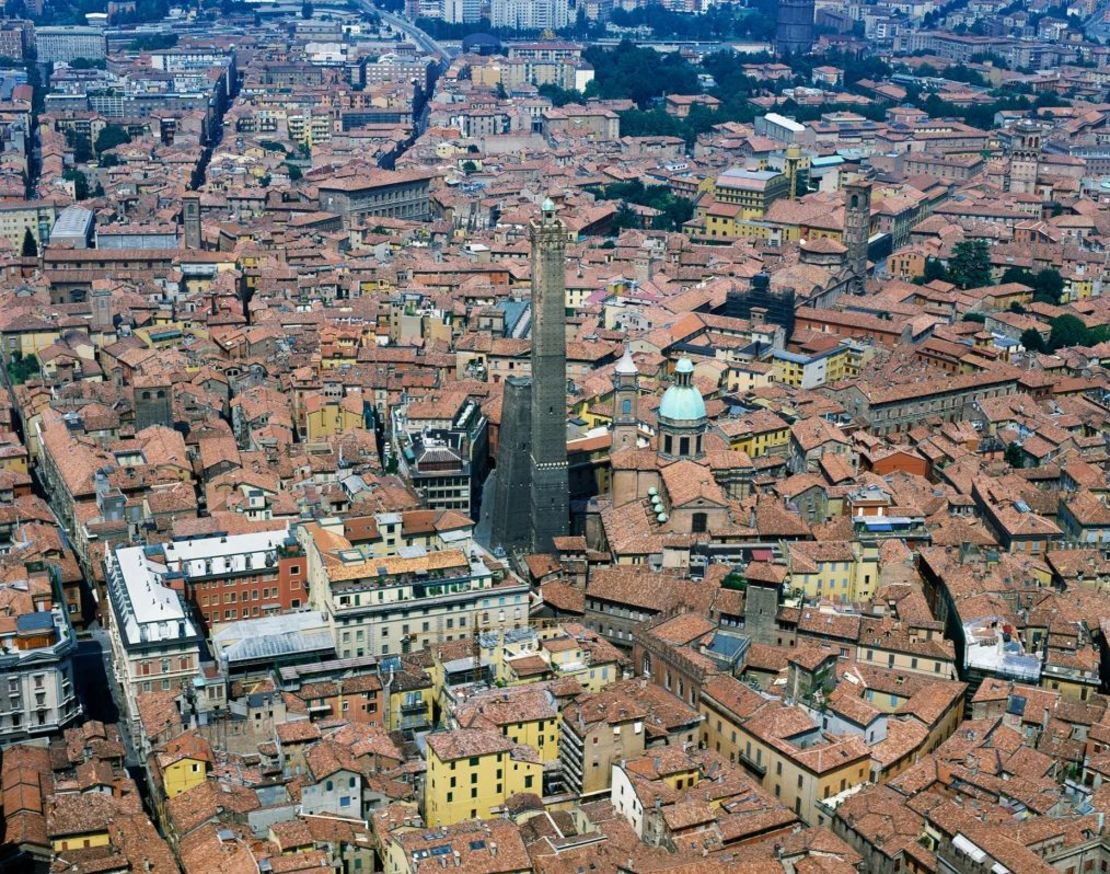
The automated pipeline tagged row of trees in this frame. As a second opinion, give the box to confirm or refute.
[915,242,1069,307]
[1021,315,1109,354]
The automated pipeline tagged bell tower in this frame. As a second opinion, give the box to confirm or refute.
[844,178,871,295]
[611,346,639,452]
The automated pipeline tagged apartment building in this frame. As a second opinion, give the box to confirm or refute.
[454,684,561,765]
[423,728,543,826]
[34,26,106,63]
[149,528,306,627]
[317,169,435,222]
[300,520,530,659]
[0,200,58,251]
[0,573,81,746]
[713,167,792,221]
[105,544,204,732]
[559,679,701,799]
[700,694,871,827]
[837,371,1018,436]
[490,0,569,30]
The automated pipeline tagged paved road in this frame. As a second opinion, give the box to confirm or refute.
[76,625,141,769]
[360,2,451,63]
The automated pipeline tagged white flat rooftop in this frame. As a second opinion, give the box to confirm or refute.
[163,528,291,577]
[112,545,196,645]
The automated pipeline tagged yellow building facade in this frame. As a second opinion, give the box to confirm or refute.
[424,729,543,826]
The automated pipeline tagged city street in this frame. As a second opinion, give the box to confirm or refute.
[74,625,141,770]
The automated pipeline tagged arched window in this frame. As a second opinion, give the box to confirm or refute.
[850,194,859,208]
[621,398,632,415]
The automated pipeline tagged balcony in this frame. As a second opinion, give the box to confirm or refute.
[739,749,766,777]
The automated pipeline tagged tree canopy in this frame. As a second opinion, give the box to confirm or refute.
[947,240,993,289]
[95,124,131,155]
[1047,314,1109,351]
[582,41,699,108]
[1000,266,1064,305]
[588,179,694,232]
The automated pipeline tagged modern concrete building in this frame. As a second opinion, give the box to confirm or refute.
[0,200,58,251]
[490,0,569,30]
[35,26,107,63]
[49,206,93,249]
[151,527,306,627]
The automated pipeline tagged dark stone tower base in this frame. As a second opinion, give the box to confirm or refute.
[490,376,533,555]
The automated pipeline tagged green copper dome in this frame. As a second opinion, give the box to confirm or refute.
[658,357,706,422]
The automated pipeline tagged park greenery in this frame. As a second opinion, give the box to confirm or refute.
[587,179,694,232]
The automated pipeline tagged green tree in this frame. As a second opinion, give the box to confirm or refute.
[461,160,477,175]
[722,572,747,591]
[1004,442,1024,469]
[1031,268,1064,305]
[495,81,507,100]
[1048,314,1109,351]
[63,168,88,200]
[1009,301,1026,314]
[95,124,131,154]
[301,0,313,16]
[962,311,986,323]
[129,33,178,50]
[6,352,38,384]
[1000,266,1064,304]
[582,40,699,108]
[913,256,950,285]
[610,202,640,232]
[947,240,993,289]
[1021,328,1045,352]
[65,130,93,164]
[537,83,584,107]
[286,163,302,181]
[20,228,36,257]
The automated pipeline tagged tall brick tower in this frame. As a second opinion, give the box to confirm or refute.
[843,178,871,295]
[182,193,201,250]
[528,197,569,553]
[490,376,533,555]
[775,0,814,55]
[1006,120,1041,195]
